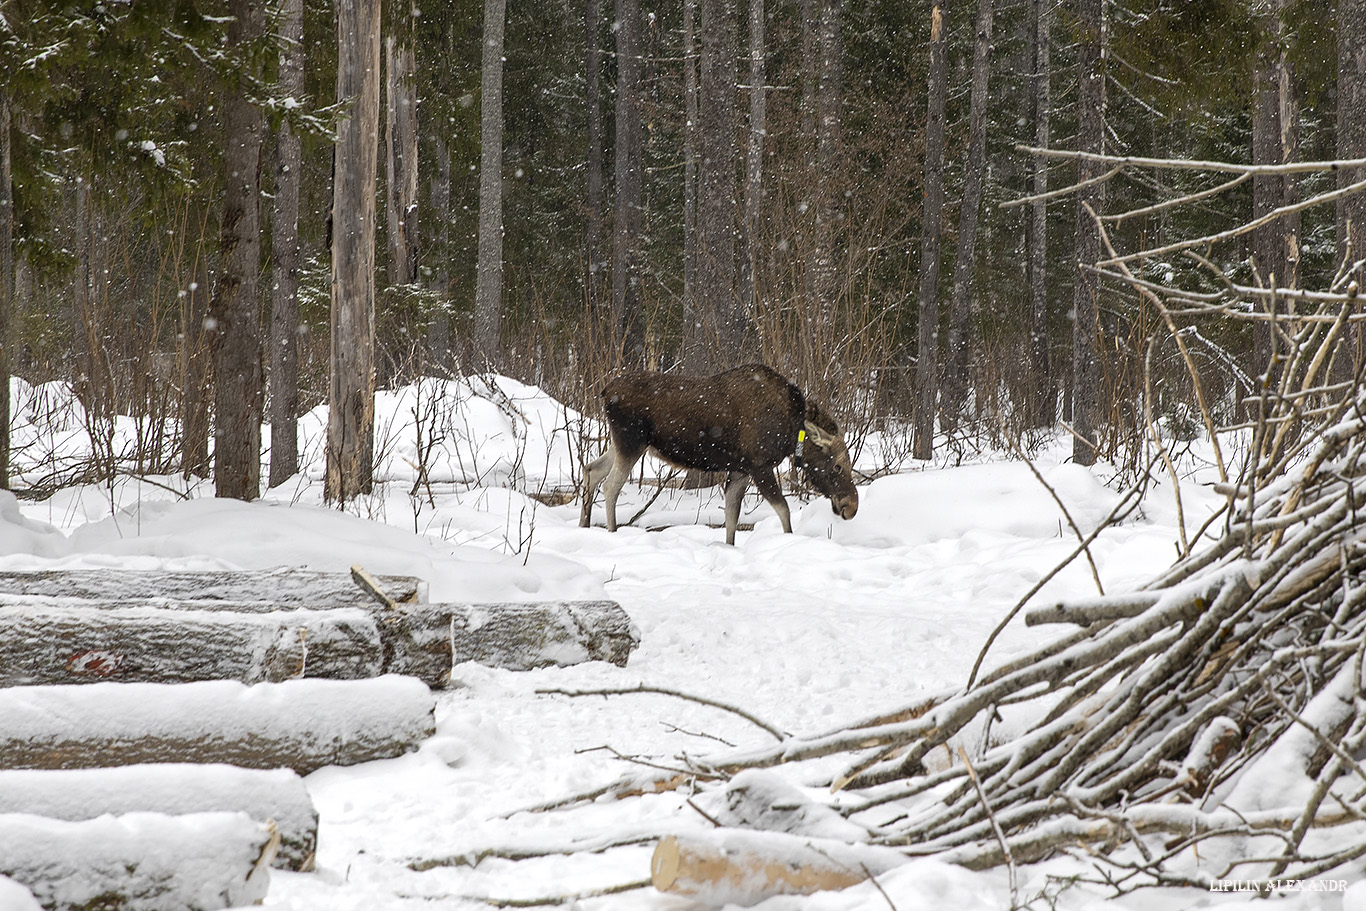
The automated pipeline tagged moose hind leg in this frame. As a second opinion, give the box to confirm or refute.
[601,446,644,532]
[580,451,615,527]
[750,466,792,534]
[723,472,751,545]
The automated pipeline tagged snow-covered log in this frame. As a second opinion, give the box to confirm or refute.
[0,567,426,605]
[0,764,317,871]
[0,603,383,686]
[0,876,41,911]
[0,811,274,911]
[650,830,908,905]
[383,600,639,684]
[0,676,435,774]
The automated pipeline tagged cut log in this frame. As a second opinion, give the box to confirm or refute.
[650,830,909,906]
[383,600,640,684]
[0,675,435,774]
[0,811,273,911]
[0,603,383,686]
[0,567,426,606]
[0,764,317,871]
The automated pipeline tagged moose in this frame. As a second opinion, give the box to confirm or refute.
[579,364,859,545]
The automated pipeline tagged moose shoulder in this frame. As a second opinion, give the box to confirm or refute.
[580,365,859,545]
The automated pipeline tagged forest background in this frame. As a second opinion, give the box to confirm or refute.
[0,0,1362,502]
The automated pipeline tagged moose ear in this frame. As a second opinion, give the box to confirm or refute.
[804,399,841,435]
[803,420,839,451]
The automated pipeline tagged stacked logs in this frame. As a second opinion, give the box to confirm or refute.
[0,567,637,910]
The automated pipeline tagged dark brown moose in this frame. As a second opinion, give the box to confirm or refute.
[580,364,860,545]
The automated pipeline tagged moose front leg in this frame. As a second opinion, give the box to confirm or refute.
[749,466,792,535]
[722,472,751,545]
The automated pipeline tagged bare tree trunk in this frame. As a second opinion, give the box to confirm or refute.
[211,0,265,501]
[1026,0,1053,428]
[681,0,700,368]
[1071,0,1104,467]
[384,7,419,289]
[472,0,507,362]
[614,0,646,363]
[0,91,11,489]
[913,1,948,461]
[269,0,304,489]
[1251,5,1285,382]
[427,131,453,371]
[327,0,381,502]
[1337,0,1365,284]
[584,0,606,318]
[1277,0,1300,291]
[695,0,747,368]
[741,0,766,326]
[941,0,992,431]
[180,230,212,479]
[811,0,842,326]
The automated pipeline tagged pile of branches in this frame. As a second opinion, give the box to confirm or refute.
[408,155,1366,906]
[629,154,1366,900]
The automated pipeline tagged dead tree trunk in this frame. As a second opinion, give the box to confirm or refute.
[327,0,381,502]
[211,0,265,501]
[940,0,993,431]
[269,0,304,489]
[913,2,949,461]
[1071,0,1104,466]
[472,0,508,361]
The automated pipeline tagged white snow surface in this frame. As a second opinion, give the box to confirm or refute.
[2,375,1356,909]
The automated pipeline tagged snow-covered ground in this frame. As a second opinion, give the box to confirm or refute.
[2,375,1361,909]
